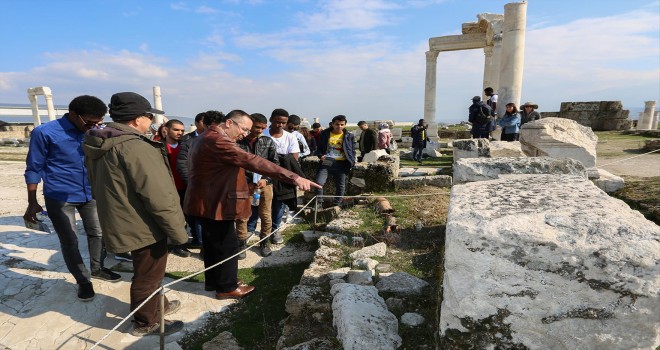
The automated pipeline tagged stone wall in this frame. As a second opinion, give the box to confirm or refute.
[540,101,632,131]
[0,123,33,139]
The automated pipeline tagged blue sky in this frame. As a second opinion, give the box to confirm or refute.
[1,0,658,124]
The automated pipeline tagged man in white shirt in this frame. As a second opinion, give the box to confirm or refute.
[285,114,310,158]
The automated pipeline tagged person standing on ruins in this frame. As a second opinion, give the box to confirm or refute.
[468,96,494,139]
[24,95,121,303]
[498,102,521,141]
[411,119,430,164]
[484,87,498,116]
[357,120,378,162]
[183,110,319,300]
[83,92,189,336]
[520,102,541,126]
[315,115,356,206]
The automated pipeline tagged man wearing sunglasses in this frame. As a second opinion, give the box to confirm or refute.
[24,95,121,304]
[83,92,189,337]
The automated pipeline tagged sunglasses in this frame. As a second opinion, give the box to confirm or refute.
[77,114,104,128]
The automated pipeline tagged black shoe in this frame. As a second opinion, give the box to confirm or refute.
[171,246,192,258]
[186,241,202,249]
[130,319,184,337]
[260,242,272,257]
[271,232,284,245]
[114,252,132,262]
[238,240,247,260]
[77,282,95,302]
[91,268,122,282]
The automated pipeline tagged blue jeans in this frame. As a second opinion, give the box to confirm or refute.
[44,197,105,284]
[315,159,350,205]
[412,146,424,161]
[271,199,285,233]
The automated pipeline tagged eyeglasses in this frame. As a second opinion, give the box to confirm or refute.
[231,119,250,135]
[77,114,104,128]
[143,113,154,120]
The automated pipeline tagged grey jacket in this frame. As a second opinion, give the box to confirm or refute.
[83,122,188,253]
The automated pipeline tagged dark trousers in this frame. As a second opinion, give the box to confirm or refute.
[501,133,520,142]
[130,238,169,327]
[412,146,425,161]
[45,197,105,285]
[199,218,239,293]
[315,159,350,205]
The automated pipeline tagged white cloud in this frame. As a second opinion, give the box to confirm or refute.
[299,0,401,32]
[196,5,219,14]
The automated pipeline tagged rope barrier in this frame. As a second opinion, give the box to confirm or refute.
[88,191,450,349]
[596,148,659,168]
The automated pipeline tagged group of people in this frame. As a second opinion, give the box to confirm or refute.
[468,86,541,141]
[24,92,355,337]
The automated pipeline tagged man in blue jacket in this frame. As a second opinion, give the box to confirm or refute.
[314,115,356,207]
[24,95,121,303]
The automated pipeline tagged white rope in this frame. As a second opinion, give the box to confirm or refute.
[89,190,450,348]
[597,148,659,168]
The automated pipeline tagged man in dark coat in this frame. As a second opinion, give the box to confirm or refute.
[468,96,494,139]
[357,120,378,162]
[411,119,429,164]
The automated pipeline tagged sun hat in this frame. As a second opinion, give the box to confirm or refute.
[522,102,538,109]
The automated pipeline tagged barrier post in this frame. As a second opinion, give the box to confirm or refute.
[313,197,318,234]
[159,287,165,349]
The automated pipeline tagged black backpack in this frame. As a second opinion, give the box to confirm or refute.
[475,104,493,125]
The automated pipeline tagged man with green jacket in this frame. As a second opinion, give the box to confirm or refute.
[83,92,188,337]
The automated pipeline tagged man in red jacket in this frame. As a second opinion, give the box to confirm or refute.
[183,110,320,299]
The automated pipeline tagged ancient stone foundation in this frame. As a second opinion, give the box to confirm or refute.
[540,101,632,131]
[440,173,660,349]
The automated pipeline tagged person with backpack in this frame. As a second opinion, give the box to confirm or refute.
[468,96,494,139]
[410,119,429,164]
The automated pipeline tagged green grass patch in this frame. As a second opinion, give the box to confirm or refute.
[399,154,453,168]
[180,262,309,350]
[612,176,660,225]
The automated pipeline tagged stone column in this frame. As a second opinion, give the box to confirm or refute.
[638,100,656,130]
[496,1,527,117]
[424,50,439,123]
[27,92,41,127]
[483,46,496,94]
[152,86,165,125]
[653,111,659,130]
[44,91,56,122]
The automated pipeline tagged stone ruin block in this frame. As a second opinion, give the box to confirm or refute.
[452,139,490,163]
[440,174,660,349]
[452,157,587,184]
[488,141,526,158]
[520,117,598,168]
[548,101,632,131]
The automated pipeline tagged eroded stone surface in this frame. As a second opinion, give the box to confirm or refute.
[349,242,387,260]
[331,283,402,350]
[591,168,625,193]
[440,174,660,349]
[375,272,429,296]
[203,331,243,350]
[453,157,587,184]
[285,285,331,315]
[520,117,598,167]
[489,141,526,157]
[401,313,425,327]
[452,139,491,162]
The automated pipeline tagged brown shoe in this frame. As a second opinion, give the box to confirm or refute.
[215,285,255,300]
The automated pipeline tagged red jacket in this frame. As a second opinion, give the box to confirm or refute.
[183,125,300,221]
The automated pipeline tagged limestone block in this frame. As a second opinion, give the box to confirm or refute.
[331,283,402,350]
[412,168,441,177]
[375,272,429,296]
[353,258,379,271]
[327,267,351,280]
[644,139,660,151]
[401,136,413,143]
[301,230,322,243]
[591,168,625,193]
[300,263,333,286]
[314,246,343,264]
[285,285,331,315]
[393,175,452,189]
[401,313,425,327]
[489,141,526,158]
[423,147,443,158]
[399,150,413,160]
[203,331,242,350]
[391,128,402,140]
[349,242,387,260]
[452,139,491,162]
[440,174,660,349]
[329,279,345,288]
[346,270,373,285]
[349,177,365,188]
[362,150,388,163]
[452,157,587,184]
[385,297,404,313]
[520,117,598,168]
[318,235,345,246]
[398,167,416,177]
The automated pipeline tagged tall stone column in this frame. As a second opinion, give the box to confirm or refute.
[638,100,656,130]
[27,92,41,127]
[44,92,56,122]
[483,46,496,95]
[424,50,439,123]
[496,1,527,117]
[152,86,165,125]
[653,111,659,130]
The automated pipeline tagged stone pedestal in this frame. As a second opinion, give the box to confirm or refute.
[637,101,656,130]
